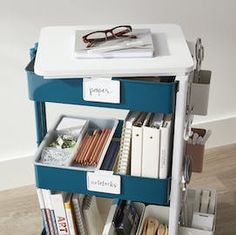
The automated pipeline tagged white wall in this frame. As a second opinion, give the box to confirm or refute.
[0,0,236,189]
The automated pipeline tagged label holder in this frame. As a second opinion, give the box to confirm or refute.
[87,170,121,195]
[83,77,120,104]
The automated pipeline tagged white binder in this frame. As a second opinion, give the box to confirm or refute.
[131,113,148,177]
[159,114,172,179]
[141,113,163,178]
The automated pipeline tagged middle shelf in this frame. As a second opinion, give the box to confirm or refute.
[35,165,171,205]
[34,114,173,205]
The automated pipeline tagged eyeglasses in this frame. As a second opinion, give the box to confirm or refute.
[82,25,137,48]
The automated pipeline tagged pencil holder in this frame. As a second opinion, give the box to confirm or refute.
[190,70,211,115]
[185,128,206,173]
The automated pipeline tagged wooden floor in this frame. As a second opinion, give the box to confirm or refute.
[0,144,235,235]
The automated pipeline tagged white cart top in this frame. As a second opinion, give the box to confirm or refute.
[35,24,194,78]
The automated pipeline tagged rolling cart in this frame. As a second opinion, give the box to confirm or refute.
[25,24,213,235]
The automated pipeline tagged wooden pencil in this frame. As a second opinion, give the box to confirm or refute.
[86,130,101,164]
[88,129,107,165]
[79,131,94,164]
[74,133,89,162]
[90,129,111,166]
[93,129,111,166]
[86,130,103,165]
[82,130,99,165]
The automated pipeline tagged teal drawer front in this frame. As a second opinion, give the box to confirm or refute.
[26,59,177,114]
[35,165,170,205]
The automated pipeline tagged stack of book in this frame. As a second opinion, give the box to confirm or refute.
[37,189,107,235]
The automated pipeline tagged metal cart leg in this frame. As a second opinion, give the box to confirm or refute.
[169,75,189,235]
[34,101,47,146]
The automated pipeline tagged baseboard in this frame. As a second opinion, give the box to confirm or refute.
[0,155,35,191]
[1,116,235,190]
[193,115,236,149]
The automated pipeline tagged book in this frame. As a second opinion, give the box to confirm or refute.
[100,140,120,171]
[36,188,50,235]
[83,196,104,235]
[74,29,154,59]
[102,201,118,235]
[64,193,79,235]
[72,194,87,235]
[42,189,58,235]
[51,192,70,235]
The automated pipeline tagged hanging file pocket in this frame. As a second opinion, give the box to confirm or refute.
[185,128,210,173]
[190,70,211,115]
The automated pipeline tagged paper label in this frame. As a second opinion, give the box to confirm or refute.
[87,171,121,194]
[83,78,120,103]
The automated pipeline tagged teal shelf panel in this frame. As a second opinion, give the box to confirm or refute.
[35,165,170,205]
[26,58,177,114]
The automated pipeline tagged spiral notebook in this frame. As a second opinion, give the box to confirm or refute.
[116,111,141,174]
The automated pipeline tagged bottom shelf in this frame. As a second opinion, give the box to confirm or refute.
[39,187,216,235]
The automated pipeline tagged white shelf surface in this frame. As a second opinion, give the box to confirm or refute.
[34,24,194,78]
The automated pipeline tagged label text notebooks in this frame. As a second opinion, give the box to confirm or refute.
[116,111,141,175]
[142,113,164,178]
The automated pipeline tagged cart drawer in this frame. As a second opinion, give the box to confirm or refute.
[26,59,177,114]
